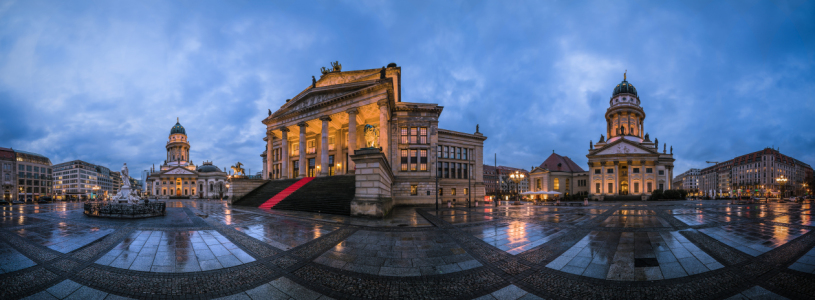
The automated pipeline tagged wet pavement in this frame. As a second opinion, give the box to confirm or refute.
[0,200,812,299]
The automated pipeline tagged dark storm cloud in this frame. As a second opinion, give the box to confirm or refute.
[0,0,813,177]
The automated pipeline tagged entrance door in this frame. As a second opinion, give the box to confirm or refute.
[307,158,316,177]
[620,182,629,195]
[176,188,181,196]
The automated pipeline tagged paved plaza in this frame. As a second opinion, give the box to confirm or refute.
[0,201,814,299]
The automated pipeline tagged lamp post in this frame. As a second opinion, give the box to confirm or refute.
[776,175,787,200]
[508,170,525,205]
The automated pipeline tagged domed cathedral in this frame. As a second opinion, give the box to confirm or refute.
[146,119,228,199]
[586,72,675,200]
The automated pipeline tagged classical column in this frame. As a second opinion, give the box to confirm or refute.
[615,113,620,137]
[319,115,331,176]
[298,122,308,178]
[607,120,611,139]
[346,108,358,172]
[280,127,289,179]
[641,120,645,139]
[601,162,606,195]
[614,162,619,195]
[626,112,631,136]
[378,100,389,158]
[335,127,344,174]
[266,130,274,180]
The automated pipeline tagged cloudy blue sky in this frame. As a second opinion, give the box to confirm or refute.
[1,0,813,179]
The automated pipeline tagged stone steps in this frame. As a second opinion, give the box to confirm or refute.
[272,175,356,215]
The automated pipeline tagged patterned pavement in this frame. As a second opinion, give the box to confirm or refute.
[0,200,814,299]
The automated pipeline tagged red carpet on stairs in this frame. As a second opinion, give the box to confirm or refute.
[259,177,314,210]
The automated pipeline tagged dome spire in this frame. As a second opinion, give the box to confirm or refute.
[177,117,179,123]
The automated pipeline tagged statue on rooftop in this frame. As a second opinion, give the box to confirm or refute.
[380,67,386,79]
[312,76,316,88]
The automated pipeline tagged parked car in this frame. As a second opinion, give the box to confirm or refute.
[0,200,9,205]
[12,200,24,204]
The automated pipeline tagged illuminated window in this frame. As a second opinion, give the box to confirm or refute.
[292,143,299,154]
[410,127,418,144]
[410,185,418,195]
[420,150,427,171]
[328,136,335,151]
[554,178,560,190]
[536,179,542,189]
[401,150,408,171]
[307,140,316,154]
[596,183,601,193]
[451,188,456,195]
[420,127,427,144]
[401,127,408,144]
[410,150,417,171]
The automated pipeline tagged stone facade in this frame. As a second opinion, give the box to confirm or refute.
[262,64,486,207]
[586,74,675,200]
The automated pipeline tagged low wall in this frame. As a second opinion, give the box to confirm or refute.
[227,178,267,204]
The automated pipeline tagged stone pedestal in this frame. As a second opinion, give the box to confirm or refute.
[350,148,393,218]
[227,178,267,204]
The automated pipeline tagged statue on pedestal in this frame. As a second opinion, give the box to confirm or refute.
[110,163,141,204]
[363,124,379,148]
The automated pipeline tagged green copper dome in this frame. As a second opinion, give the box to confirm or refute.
[613,79,637,96]
[170,120,186,135]
[612,72,638,97]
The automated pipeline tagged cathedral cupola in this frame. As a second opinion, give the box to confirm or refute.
[170,118,187,135]
[612,71,638,97]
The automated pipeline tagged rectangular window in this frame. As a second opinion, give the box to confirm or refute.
[444,162,449,178]
[293,160,299,178]
[444,146,449,158]
[34,167,39,172]
[554,178,560,190]
[410,185,418,195]
[401,150,408,171]
[410,127,418,144]
[537,179,542,189]
[401,127,408,144]
[594,169,601,174]
[646,168,653,174]
[27,165,31,172]
[420,150,427,171]
[659,183,664,190]
[456,148,462,160]
[328,136,335,151]
[658,170,665,175]
[451,188,456,195]
[608,183,613,193]
[463,164,468,179]
[292,143,299,154]
[439,188,443,196]
[410,150,418,171]
[634,182,639,193]
[607,168,614,174]
[464,188,468,195]
[463,148,468,160]
[420,127,428,144]
[633,168,640,174]
[19,165,24,171]
[328,155,335,176]
[437,145,442,158]
[307,140,316,154]
[596,183,601,193]
[437,163,443,178]
[457,163,462,178]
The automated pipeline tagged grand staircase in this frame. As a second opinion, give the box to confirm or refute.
[273,175,355,215]
[232,175,356,216]
[231,178,301,207]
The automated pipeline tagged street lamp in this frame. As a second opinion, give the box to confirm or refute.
[508,170,525,204]
[776,175,788,199]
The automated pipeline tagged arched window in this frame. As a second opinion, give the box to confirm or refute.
[210,183,214,191]
[554,178,560,190]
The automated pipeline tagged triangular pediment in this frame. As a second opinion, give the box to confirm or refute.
[592,139,657,156]
[162,167,197,175]
[270,80,382,119]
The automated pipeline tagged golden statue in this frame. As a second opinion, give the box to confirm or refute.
[363,124,379,148]
[231,162,246,176]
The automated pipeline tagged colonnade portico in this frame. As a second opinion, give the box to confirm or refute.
[265,100,389,180]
